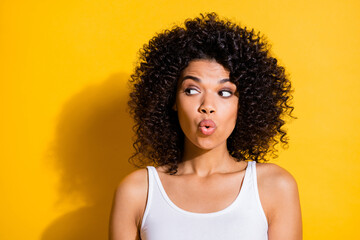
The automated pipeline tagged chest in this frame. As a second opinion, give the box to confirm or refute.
[157,171,246,213]
[141,165,269,240]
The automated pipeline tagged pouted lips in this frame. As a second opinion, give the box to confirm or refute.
[199,119,216,136]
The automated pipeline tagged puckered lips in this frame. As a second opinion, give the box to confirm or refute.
[198,119,216,136]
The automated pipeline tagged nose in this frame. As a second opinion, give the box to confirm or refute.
[198,93,216,114]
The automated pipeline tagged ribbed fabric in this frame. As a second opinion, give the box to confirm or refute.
[140,161,268,240]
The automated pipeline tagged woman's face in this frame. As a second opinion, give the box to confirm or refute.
[174,59,239,151]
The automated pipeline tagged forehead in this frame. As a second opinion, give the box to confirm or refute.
[181,59,230,78]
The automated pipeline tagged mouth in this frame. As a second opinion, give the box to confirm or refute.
[198,119,216,136]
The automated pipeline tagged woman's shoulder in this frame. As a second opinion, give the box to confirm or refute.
[112,168,149,224]
[255,162,300,224]
[110,169,149,238]
[115,168,148,200]
[256,162,298,189]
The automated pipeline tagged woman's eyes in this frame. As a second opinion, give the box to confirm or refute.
[184,88,200,95]
[218,90,233,97]
[184,88,233,97]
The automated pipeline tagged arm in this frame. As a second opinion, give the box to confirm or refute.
[258,164,302,240]
[109,169,148,240]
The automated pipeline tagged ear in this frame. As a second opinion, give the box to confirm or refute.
[172,103,177,111]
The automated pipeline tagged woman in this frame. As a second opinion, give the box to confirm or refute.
[110,13,302,240]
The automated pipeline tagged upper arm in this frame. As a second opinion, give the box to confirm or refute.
[109,169,148,240]
[258,163,302,240]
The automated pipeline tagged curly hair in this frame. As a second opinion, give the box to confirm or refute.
[128,12,295,174]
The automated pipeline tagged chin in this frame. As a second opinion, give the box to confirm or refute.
[192,138,226,151]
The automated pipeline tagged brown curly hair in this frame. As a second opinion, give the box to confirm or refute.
[128,13,295,174]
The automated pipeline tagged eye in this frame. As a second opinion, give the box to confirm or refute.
[184,88,200,95]
[219,90,233,97]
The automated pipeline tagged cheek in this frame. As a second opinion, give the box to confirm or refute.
[176,103,200,139]
[177,104,195,128]
[224,101,239,120]
[225,103,239,134]
[175,95,196,120]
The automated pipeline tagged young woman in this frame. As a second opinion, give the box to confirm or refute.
[110,13,302,240]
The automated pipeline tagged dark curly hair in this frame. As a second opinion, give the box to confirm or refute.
[128,12,295,174]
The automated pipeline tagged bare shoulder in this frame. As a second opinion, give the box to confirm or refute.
[256,162,302,239]
[256,162,299,194]
[256,162,300,219]
[116,168,148,196]
[110,168,148,240]
[113,168,148,218]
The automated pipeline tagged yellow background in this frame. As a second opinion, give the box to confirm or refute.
[1,0,359,239]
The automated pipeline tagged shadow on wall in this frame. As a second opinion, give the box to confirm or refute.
[42,73,137,240]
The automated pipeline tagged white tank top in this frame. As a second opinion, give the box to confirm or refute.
[140,161,268,240]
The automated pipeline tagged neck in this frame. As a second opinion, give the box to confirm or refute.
[179,140,239,177]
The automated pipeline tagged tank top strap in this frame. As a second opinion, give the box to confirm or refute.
[141,166,156,228]
[246,160,257,185]
[248,160,256,178]
[248,160,259,193]
[246,161,268,226]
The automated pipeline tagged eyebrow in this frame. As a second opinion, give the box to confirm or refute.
[181,75,231,84]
